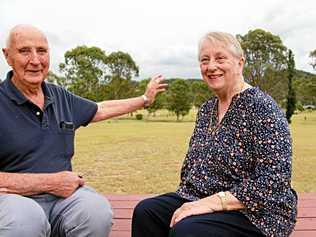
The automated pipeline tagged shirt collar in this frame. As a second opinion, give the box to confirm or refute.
[3,70,54,106]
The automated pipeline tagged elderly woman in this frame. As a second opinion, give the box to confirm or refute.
[132,32,297,237]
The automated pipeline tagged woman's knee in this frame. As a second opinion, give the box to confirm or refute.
[0,194,50,237]
[169,220,193,237]
[169,217,231,237]
[132,198,156,220]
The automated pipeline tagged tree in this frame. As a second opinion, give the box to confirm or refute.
[105,51,139,100]
[166,79,192,121]
[59,46,107,101]
[106,51,139,80]
[237,29,288,91]
[294,71,316,106]
[102,76,137,100]
[191,80,212,108]
[310,49,316,70]
[286,50,296,123]
[46,71,67,88]
[147,93,167,116]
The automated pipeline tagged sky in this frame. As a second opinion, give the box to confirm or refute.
[1,0,315,80]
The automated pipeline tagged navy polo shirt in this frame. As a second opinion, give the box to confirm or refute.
[0,71,98,173]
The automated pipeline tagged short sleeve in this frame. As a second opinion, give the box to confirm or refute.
[66,91,98,129]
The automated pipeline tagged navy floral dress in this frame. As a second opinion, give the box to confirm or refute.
[176,87,297,237]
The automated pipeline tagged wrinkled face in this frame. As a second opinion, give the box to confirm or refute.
[199,39,244,93]
[3,29,50,86]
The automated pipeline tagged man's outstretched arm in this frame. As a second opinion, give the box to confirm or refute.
[92,75,167,122]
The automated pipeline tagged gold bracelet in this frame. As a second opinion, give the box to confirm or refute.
[217,191,228,211]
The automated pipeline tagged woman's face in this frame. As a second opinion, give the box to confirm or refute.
[199,39,244,94]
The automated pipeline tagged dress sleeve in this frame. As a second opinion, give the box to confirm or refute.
[229,100,294,213]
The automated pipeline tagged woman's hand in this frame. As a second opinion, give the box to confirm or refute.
[170,196,222,227]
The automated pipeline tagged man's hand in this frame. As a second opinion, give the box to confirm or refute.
[170,196,221,227]
[48,171,84,198]
[144,75,168,105]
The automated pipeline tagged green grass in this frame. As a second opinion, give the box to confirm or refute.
[73,110,316,194]
[291,111,316,192]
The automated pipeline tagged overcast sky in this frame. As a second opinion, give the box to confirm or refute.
[1,0,315,80]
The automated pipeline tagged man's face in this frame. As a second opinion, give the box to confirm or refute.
[3,28,50,86]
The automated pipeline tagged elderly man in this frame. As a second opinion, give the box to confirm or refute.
[0,25,167,237]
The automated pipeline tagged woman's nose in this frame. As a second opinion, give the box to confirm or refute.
[207,60,217,71]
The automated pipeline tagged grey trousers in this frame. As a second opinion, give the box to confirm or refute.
[0,186,113,237]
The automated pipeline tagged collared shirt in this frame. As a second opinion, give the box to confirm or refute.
[0,71,97,173]
[176,87,297,237]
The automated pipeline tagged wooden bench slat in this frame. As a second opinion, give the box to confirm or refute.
[295,218,316,230]
[112,219,131,231]
[297,199,316,208]
[109,231,130,237]
[113,209,133,219]
[290,231,316,237]
[297,208,316,218]
[105,193,316,236]
[107,195,153,201]
[296,193,316,199]
[109,200,140,209]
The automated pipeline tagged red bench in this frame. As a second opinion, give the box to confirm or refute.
[106,193,316,237]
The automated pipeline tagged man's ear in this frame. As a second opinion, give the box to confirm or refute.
[2,48,12,66]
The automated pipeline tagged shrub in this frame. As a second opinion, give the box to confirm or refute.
[136,114,143,120]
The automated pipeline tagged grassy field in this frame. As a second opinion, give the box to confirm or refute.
[73,110,316,194]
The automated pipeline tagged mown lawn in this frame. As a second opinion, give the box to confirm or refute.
[73,110,316,194]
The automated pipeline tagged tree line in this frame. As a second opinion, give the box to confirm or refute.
[45,28,316,122]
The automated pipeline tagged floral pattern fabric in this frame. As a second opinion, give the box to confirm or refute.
[176,87,297,237]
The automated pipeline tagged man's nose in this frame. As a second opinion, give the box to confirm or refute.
[29,50,41,65]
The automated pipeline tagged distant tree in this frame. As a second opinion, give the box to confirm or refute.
[135,78,149,97]
[105,51,139,99]
[46,71,67,88]
[237,29,288,91]
[286,50,296,123]
[191,80,212,108]
[166,79,192,121]
[147,93,167,116]
[106,51,139,80]
[263,68,288,106]
[310,49,316,70]
[103,76,137,100]
[46,71,58,84]
[59,46,107,101]
[294,72,316,106]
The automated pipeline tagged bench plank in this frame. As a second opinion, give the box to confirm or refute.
[106,193,316,237]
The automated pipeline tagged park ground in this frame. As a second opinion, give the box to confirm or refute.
[73,110,316,194]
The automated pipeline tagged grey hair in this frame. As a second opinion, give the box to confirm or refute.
[5,24,47,49]
[198,32,244,61]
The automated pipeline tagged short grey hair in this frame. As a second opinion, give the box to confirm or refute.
[198,32,244,60]
[5,24,48,49]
